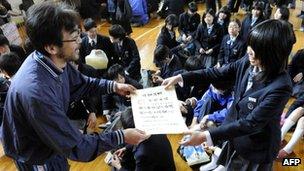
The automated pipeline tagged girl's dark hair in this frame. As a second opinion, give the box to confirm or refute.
[107,64,125,80]
[248,19,294,81]
[153,45,170,67]
[26,2,80,56]
[229,18,241,28]
[202,9,216,24]
[165,14,178,28]
[217,6,231,23]
[108,24,126,40]
[185,56,203,71]
[277,6,290,21]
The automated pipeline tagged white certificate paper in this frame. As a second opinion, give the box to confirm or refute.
[131,86,188,134]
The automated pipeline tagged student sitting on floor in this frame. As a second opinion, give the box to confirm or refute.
[188,81,234,129]
[110,107,176,171]
[102,64,143,126]
[152,45,183,85]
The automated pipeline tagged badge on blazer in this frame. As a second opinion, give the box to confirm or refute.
[247,102,254,110]
[248,97,257,102]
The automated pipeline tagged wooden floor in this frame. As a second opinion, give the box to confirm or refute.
[1,1,304,170]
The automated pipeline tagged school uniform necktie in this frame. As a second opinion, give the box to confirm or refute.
[91,40,96,48]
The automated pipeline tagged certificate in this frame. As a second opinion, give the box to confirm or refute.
[131,86,188,134]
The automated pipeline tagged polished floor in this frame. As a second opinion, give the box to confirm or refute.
[1,1,304,170]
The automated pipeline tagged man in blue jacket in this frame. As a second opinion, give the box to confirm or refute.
[0,2,148,170]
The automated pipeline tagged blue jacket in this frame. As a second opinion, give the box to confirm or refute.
[193,85,233,123]
[1,51,124,165]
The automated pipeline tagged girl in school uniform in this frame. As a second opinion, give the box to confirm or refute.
[162,19,295,170]
[195,9,223,68]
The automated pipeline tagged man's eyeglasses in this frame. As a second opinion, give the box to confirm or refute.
[62,29,81,43]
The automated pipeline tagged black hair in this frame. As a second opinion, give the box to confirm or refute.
[212,80,234,93]
[0,52,22,77]
[107,64,125,80]
[0,35,9,46]
[277,6,290,21]
[83,18,97,31]
[120,107,135,129]
[229,18,241,28]
[153,45,170,67]
[248,19,294,81]
[165,14,178,28]
[184,56,203,71]
[202,9,216,24]
[188,1,198,13]
[25,2,80,56]
[251,2,264,18]
[217,6,231,23]
[108,24,126,40]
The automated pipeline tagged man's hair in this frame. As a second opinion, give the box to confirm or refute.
[120,107,135,129]
[83,18,97,31]
[108,24,126,40]
[153,45,170,67]
[248,19,294,81]
[0,52,22,77]
[0,35,9,46]
[107,64,125,80]
[188,2,197,13]
[25,2,80,56]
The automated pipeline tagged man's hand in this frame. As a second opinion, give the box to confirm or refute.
[179,131,206,146]
[123,128,150,145]
[110,154,122,169]
[199,48,205,54]
[293,72,303,83]
[161,74,183,90]
[115,83,137,96]
[87,113,97,129]
[179,100,188,114]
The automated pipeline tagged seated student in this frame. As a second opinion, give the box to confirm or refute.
[157,14,184,51]
[288,48,304,97]
[216,6,231,36]
[178,2,200,56]
[152,45,182,85]
[217,19,246,67]
[0,53,22,125]
[79,18,117,68]
[109,24,141,81]
[174,56,207,101]
[67,61,100,133]
[188,82,234,129]
[240,2,264,43]
[0,35,26,62]
[110,107,176,171]
[102,64,143,122]
[158,0,185,18]
[277,106,304,159]
[195,9,223,68]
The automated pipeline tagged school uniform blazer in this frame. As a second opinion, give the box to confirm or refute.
[240,15,264,42]
[217,35,246,66]
[113,37,141,80]
[79,34,118,67]
[156,27,180,50]
[182,55,292,163]
[195,23,223,58]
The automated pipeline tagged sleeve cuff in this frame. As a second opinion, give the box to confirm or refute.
[107,81,115,94]
[203,130,214,147]
[115,130,125,145]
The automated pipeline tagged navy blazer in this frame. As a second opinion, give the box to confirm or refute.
[157,27,180,50]
[178,12,201,37]
[240,14,264,42]
[195,23,223,58]
[79,34,118,67]
[182,56,292,163]
[217,34,246,66]
[113,37,141,81]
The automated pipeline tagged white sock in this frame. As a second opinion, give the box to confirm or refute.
[200,154,219,171]
[283,128,304,154]
[281,118,295,141]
